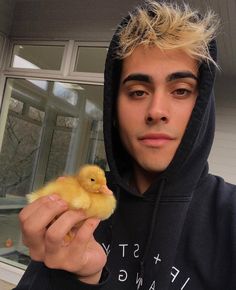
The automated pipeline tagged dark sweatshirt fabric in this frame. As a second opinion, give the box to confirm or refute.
[14,4,236,290]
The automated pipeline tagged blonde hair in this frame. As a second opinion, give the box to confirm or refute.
[117,0,220,67]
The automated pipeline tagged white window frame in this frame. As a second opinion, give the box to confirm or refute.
[0,259,25,285]
[5,39,69,76]
[0,33,7,69]
[69,41,108,81]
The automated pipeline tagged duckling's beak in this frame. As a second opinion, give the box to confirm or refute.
[99,185,113,195]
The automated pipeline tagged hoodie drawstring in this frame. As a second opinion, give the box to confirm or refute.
[139,178,166,283]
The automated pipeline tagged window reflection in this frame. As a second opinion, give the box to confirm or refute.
[11,45,65,70]
[53,82,82,106]
[74,46,107,73]
[28,79,48,91]
[12,55,40,69]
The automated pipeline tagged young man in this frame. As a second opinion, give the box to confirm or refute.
[14,1,236,289]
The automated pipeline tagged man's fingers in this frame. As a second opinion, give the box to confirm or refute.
[73,218,101,245]
[19,194,62,222]
[21,196,68,237]
[45,210,86,246]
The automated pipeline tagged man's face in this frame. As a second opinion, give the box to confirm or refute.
[117,45,198,174]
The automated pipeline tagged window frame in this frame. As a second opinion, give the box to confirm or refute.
[0,33,7,69]
[0,39,107,285]
[70,41,109,78]
[0,259,25,286]
[5,40,68,75]
[4,40,109,83]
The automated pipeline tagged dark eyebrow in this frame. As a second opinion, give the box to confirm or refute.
[167,71,198,82]
[122,73,153,85]
[121,71,198,86]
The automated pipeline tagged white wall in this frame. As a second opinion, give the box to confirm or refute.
[209,76,236,184]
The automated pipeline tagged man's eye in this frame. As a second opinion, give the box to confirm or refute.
[128,90,146,97]
[174,88,192,97]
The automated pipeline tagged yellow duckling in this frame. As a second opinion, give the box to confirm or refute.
[27,164,116,220]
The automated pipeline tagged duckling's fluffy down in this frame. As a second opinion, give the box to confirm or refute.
[27,165,116,220]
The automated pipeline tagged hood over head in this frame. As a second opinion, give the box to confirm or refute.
[103,1,218,197]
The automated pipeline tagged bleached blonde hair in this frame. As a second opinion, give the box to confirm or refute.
[117,0,219,67]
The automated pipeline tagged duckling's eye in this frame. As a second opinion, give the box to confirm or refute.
[90,178,95,182]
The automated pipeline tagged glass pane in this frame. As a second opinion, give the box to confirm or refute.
[0,78,106,267]
[86,120,107,169]
[11,44,64,70]
[44,119,76,182]
[0,79,45,268]
[0,103,44,197]
[74,46,107,73]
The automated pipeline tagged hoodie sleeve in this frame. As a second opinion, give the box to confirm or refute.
[12,261,110,290]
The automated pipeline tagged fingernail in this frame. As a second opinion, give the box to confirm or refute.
[78,210,86,218]
[48,194,60,201]
[57,199,68,208]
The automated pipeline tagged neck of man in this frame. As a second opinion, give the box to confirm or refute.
[132,162,159,194]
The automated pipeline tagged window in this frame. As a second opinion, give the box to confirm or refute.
[0,41,107,276]
[11,44,65,70]
[74,46,107,73]
[0,78,106,267]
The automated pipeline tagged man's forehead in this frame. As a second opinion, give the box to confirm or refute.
[120,45,199,79]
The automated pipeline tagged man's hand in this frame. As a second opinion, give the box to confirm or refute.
[19,194,107,284]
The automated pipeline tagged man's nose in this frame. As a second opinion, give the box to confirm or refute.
[145,90,170,125]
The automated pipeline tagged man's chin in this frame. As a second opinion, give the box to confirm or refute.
[134,160,169,175]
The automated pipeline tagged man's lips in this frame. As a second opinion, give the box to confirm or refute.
[138,133,175,146]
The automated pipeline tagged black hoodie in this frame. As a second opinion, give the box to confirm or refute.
[14,4,236,290]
